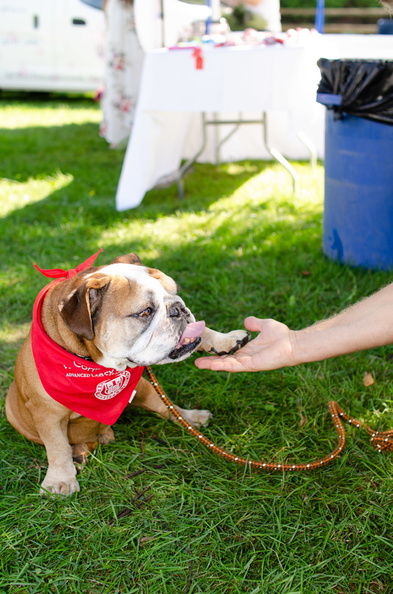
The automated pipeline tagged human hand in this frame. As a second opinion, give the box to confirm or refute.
[194,316,295,372]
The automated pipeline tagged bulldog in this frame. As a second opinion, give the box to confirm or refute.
[6,251,249,496]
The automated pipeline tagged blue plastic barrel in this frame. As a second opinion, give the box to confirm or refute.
[323,109,393,270]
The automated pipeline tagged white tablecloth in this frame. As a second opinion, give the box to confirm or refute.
[116,39,327,210]
[116,29,393,211]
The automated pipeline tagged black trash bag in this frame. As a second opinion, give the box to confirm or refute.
[317,58,393,125]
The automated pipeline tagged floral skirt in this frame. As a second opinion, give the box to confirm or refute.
[100,0,144,148]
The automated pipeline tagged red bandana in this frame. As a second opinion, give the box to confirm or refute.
[31,250,144,425]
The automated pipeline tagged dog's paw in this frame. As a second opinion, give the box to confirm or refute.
[98,427,115,444]
[72,442,98,465]
[40,476,80,496]
[176,407,213,428]
[200,329,250,356]
[189,409,213,428]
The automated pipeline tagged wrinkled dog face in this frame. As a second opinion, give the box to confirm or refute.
[61,263,204,371]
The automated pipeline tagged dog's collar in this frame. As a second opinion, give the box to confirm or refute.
[75,354,94,362]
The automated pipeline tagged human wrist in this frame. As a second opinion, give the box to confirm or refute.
[289,326,330,366]
[288,329,307,366]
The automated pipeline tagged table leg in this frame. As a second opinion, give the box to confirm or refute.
[262,112,298,194]
[176,111,301,197]
[176,113,209,199]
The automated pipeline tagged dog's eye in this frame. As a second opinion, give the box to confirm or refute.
[129,307,154,319]
[139,307,153,318]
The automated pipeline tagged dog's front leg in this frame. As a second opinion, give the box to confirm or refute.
[40,422,79,495]
[28,406,80,495]
[198,327,250,356]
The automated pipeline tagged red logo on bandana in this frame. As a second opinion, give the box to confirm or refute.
[95,371,131,400]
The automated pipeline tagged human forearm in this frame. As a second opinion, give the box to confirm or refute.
[196,283,393,373]
[291,283,393,365]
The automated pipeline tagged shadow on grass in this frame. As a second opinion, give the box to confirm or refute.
[0,120,275,268]
[0,121,270,201]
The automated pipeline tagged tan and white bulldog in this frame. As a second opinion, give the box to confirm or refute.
[6,252,249,496]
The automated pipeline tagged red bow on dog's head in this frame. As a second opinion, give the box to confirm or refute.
[33,249,103,280]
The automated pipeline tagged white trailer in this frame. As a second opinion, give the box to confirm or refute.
[0,0,105,92]
[0,0,219,93]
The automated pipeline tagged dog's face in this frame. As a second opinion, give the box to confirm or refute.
[58,254,205,370]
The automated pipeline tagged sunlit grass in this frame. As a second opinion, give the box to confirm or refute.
[0,98,101,129]
[0,173,73,217]
[99,164,324,258]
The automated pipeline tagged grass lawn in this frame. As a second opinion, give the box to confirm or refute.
[1,96,393,594]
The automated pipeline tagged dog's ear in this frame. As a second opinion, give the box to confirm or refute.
[147,268,178,295]
[111,253,142,266]
[59,276,110,340]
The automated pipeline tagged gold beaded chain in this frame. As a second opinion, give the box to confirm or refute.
[145,366,393,471]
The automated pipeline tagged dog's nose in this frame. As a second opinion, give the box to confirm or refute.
[168,303,186,318]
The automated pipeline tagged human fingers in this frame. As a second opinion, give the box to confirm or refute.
[194,354,248,372]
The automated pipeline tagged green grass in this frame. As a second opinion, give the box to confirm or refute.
[1,96,393,594]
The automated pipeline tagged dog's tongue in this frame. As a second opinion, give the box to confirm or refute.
[178,321,206,346]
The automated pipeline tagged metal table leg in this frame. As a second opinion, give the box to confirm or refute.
[176,111,318,197]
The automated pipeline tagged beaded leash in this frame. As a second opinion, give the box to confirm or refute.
[145,366,393,471]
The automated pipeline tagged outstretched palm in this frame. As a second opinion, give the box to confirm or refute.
[195,317,294,373]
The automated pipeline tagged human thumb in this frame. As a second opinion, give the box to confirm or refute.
[244,316,266,333]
